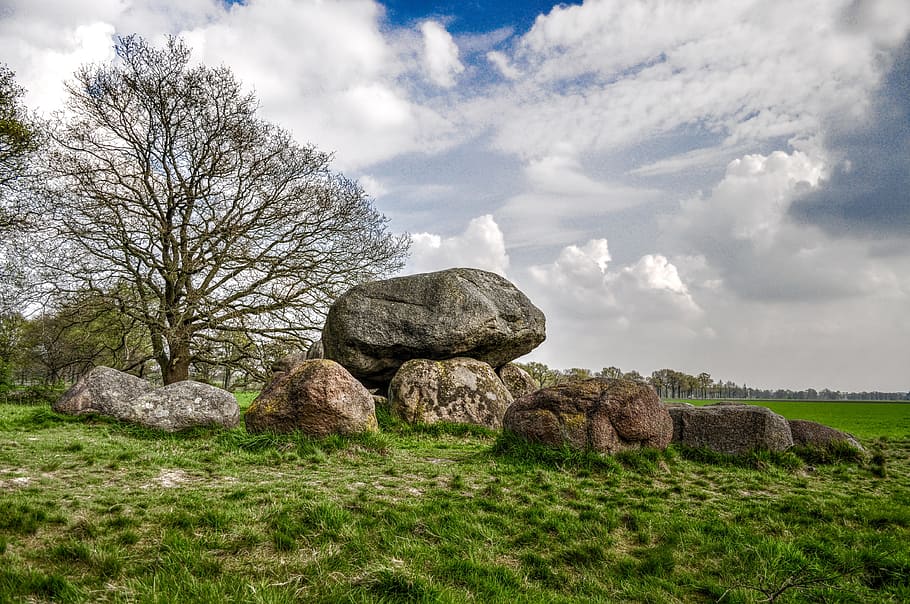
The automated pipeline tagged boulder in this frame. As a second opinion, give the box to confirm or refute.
[306,339,324,360]
[54,366,156,417]
[322,268,546,387]
[54,367,239,432]
[128,381,239,432]
[389,357,513,429]
[270,352,308,374]
[502,378,672,454]
[789,419,863,451]
[497,363,538,399]
[244,359,378,436]
[667,403,793,454]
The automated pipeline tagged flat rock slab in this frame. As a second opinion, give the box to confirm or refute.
[322,268,546,387]
[389,357,513,429]
[668,403,793,454]
[503,378,673,454]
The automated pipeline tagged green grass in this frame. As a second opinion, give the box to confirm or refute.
[0,402,907,603]
[671,399,910,439]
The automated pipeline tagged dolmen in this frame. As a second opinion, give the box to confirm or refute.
[53,366,239,432]
[318,267,547,430]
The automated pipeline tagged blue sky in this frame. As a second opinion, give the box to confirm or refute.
[2,0,909,391]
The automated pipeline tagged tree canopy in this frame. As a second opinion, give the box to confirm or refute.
[40,35,409,383]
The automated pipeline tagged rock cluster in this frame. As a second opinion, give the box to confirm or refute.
[322,268,546,388]
[53,366,239,432]
[503,378,673,454]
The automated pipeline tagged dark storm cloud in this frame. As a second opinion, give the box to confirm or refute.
[791,38,910,237]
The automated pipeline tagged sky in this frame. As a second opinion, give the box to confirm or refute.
[1,0,908,392]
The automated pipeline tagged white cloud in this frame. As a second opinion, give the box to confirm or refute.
[405,215,509,277]
[527,239,701,323]
[419,20,464,88]
[486,50,521,79]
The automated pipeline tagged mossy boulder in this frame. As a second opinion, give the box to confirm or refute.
[497,363,538,399]
[245,359,378,436]
[503,378,672,454]
[388,357,513,429]
[322,268,546,388]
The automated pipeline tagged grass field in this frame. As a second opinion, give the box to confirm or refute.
[0,400,908,603]
[668,399,910,440]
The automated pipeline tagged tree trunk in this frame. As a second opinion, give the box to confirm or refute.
[162,339,191,384]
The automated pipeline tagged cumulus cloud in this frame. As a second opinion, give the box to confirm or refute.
[486,50,521,79]
[404,215,509,277]
[472,0,910,162]
[419,20,464,88]
[527,239,701,323]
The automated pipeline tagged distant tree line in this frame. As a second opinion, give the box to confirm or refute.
[513,362,910,402]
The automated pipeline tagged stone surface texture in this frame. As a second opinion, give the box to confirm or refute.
[497,363,538,399]
[668,403,794,454]
[503,378,672,454]
[322,268,546,387]
[244,359,378,436]
[389,357,513,429]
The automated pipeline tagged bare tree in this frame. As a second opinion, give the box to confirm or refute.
[41,36,409,383]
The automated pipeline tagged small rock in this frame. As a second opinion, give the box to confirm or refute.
[497,363,538,399]
[788,419,863,451]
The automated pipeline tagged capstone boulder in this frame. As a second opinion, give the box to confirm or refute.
[322,268,546,387]
[389,357,513,429]
[244,359,378,436]
[668,403,793,454]
[502,378,673,454]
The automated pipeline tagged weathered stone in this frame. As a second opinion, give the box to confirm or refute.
[128,381,239,432]
[53,366,156,417]
[389,357,513,429]
[306,339,324,360]
[244,359,377,436]
[497,363,538,399]
[322,268,546,387]
[502,378,672,454]
[789,419,863,451]
[668,403,793,454]
[53,367,238,432]
[270,352,308,374]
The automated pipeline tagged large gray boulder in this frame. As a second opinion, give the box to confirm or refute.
[244,359,378,436]
[54,367,239,432]
[668,403,793,454]
[389,357,513,429]
[503,378,673,454]
[54,366,156,417]
[128,381,239,432]
[322,268,546,387]
[788,419,863,451]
